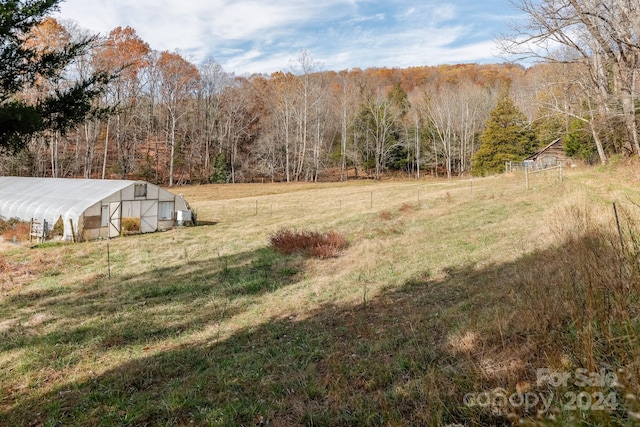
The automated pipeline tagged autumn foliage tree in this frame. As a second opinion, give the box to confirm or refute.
[1,7,568,184]
[156,51,200,186]
[93,26,151,178]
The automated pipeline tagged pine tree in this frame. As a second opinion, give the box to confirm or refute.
[471,91,536,175]
[0,0,111,153]
[210,152,229,183]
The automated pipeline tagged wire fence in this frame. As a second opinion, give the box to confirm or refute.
[506,160,564,172]
[525,164,564,189]
[195,174,541,224]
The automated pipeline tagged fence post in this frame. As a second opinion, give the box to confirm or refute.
[613,202,624,251]
[525,166,529,190]
[70,218,76,243]
[559,164,564,182]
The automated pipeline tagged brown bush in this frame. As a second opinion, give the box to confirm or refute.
[1,220,30,242]
[121,218,141,234]
[269,229,349,259]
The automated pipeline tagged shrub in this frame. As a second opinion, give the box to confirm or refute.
[0,217,30,242]
[0,217,20,233]
[269,228,349,259]
[121,218,141,234]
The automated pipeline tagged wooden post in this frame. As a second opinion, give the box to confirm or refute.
[370,191,373,209]
[559,164,564,182]
[69,218,76,243]
[107,242,111,279]
[525,166,529,190]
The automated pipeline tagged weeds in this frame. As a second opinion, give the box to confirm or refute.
[457,203,640,425]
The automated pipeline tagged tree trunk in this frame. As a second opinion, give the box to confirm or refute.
[169,115,176,187]
[102,117,110,179]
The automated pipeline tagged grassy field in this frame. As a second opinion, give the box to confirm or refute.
[2,163,640,426]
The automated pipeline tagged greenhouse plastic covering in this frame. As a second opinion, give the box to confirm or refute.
[0,177,139,240]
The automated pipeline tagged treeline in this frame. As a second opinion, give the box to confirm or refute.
[1,13,638,184]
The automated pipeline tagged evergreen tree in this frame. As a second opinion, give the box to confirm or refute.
[210,152,229,183]
[471,91,536,175]
[385,82,409,172]
[563,118,597,164]
[0,0,111,153]
[387,82,409,117]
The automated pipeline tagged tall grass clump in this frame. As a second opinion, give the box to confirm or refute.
[269,228,348,259]
[527,205,639,363]
[477,204,640,425]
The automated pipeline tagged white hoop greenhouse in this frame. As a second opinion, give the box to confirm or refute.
[0,177,191,242]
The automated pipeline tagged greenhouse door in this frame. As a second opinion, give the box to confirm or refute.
[140,200,158,233]
[109,202,122,238]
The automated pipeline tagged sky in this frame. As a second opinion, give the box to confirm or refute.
[54,0,521,75]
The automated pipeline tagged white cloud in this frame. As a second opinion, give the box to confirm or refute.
[350,13,386,23]
[223,50,296,75]
[55,0,512,74]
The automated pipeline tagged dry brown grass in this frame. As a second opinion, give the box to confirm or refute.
[378,210,393,220]
[398,202,419,213]
[269,228,349,259]
[0,254,9,273]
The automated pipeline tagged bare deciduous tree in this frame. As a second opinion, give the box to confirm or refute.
[503,0,640,158]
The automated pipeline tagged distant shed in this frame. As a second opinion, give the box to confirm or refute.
[525,138,569,169]
[0,177,190,242]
